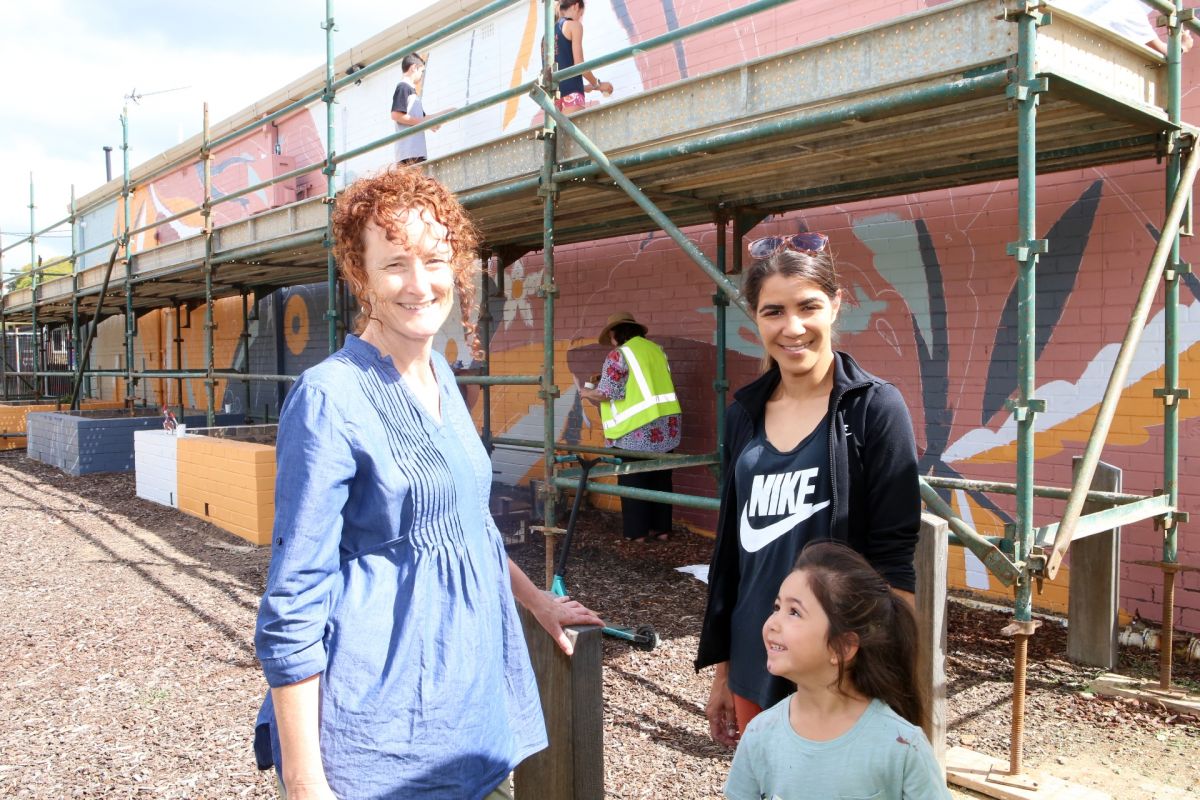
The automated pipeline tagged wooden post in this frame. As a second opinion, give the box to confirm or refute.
[916,512,948,771]
[514,608,604,800]
[1067,458,1122,668]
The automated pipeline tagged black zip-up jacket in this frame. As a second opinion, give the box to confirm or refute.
[695,351,920,673]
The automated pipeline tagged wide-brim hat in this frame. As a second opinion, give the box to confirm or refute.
[597,311,647,345]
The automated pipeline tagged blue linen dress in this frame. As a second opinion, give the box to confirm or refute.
[254,334,546,799]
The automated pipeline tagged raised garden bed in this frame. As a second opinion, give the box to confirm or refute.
[28,408,242,476]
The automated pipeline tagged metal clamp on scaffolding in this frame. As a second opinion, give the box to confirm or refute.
[1004,76,1049,105]
[1154,385,1191,406]
[1004,238,1048,264]
[1164,260,1192,283]
[1004,396,1045,423]
[1001,3,1050,24]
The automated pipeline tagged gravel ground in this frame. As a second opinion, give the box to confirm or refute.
[1,449,1197,798]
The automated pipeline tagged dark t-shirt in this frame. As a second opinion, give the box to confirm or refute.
[391,81,419,116]
[391,81,427,161]
[728,414,832,708]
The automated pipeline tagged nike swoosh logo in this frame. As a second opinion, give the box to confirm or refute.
[739,500,831,553]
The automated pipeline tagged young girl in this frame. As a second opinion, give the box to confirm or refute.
[555,0,613,111]
[725,542,948,800]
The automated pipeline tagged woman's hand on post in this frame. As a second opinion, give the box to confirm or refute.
[705,664,738,747]
[531,591,605,656]
[507,560,604,656]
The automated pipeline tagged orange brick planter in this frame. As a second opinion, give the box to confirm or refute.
[176,432,276,546]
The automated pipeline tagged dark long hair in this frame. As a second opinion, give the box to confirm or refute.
[793,541,928,734]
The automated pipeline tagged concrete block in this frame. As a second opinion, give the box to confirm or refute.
[134,430,179,508]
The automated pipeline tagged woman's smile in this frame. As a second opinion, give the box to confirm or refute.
[755,273,840,378]
[399,298,440,312]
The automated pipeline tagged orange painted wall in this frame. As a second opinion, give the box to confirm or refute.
[89,298,247,411]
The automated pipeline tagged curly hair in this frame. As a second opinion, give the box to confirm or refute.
[331,165,483,360]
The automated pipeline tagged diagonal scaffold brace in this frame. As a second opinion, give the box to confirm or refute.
[1044,136,1200,581]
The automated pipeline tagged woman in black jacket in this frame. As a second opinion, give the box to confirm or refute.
[695,232,921,746]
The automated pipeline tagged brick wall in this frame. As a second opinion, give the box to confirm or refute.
[480,154,1199,628]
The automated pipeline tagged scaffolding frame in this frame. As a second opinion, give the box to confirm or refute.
[1,0,1197,779]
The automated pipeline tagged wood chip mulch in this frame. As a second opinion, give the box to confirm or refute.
[2,450,1197,798]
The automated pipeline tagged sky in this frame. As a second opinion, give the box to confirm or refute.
[0,0,438,276]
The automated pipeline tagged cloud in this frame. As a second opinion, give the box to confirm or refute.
[1,1,428,263]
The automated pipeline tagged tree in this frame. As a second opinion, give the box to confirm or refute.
[5,259,72,292]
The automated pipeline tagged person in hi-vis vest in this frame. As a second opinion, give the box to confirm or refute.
[580,311,682,542]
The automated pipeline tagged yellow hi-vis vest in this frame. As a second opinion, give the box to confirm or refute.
[600,336,682,440]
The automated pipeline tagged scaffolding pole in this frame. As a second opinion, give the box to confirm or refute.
[0,315,6,401]
[68,242,122,410]
[480,249,494,452]
[529,88,750,318]
[1157,0,1188,692]
[919,478,1021,587]
[121,108,134,406]
[241,289,252,419]
[203,103,216,426]
[551,474,722,511]
[0,229,5,399]
[1001,4,1048,784]
[28,174,40,399]
[69,186,80,403]
[713,212,729,489]
[323,0,340,355]
[1045,146,1200,588]
[538,0,560,532]
[174,302,185,418]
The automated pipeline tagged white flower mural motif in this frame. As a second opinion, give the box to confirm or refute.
[503,259,542,330]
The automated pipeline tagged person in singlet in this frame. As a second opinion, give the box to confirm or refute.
[554,0,612,111]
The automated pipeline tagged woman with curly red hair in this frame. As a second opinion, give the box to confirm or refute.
[254,166,602,799]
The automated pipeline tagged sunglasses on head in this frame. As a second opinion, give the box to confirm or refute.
[747,232,829,260]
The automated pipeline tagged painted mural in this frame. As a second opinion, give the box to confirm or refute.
[65,0,1198,632]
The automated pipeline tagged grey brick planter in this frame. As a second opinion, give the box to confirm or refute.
[26,409,244,476]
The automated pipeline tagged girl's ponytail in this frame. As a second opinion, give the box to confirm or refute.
[793,542,929,735]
